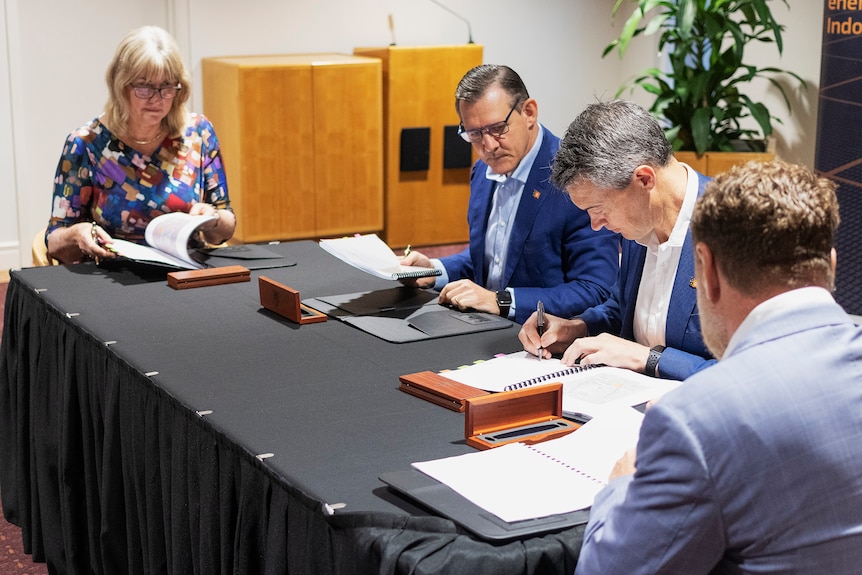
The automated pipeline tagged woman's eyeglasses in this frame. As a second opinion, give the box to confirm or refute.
[130,84,182,100]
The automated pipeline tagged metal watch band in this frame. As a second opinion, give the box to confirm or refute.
[645,345,666,378]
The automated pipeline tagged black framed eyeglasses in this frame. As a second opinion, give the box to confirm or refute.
[131,83,182,100]
[457,98,521,143]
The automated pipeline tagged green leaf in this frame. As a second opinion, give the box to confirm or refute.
[691,106,712,156]
[616,6,647,56]
[743,97,773,137]
[604,0,803,152]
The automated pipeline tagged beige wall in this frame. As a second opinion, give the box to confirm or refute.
[0,0,824,269]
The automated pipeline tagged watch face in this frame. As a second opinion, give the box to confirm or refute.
[496,291,512,305]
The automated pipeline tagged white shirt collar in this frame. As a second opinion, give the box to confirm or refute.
[637,163,699,251]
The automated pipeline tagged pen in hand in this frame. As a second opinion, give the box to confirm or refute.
[91,221,100,266]
[403,244,412,257]
[536,300,545,361]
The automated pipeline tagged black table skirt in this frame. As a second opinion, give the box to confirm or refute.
[0,243,584,574]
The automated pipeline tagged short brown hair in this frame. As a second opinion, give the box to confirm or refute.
[691,159,840,294]
[454,64,529,115]
[103,26,191,137]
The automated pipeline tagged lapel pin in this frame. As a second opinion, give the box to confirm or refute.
[532,190,541,199]
[689,278,697,289]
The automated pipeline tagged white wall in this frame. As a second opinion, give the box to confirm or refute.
[0,0,824,269]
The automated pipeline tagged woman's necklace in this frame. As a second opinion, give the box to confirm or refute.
[125,128,165,146]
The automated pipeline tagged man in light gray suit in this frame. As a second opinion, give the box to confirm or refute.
[575,159,862,574]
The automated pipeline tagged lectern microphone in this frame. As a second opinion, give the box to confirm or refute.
[429,0,474,44]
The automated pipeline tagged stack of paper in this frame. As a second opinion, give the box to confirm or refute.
[319,234,442,280]
[412,407,644,522]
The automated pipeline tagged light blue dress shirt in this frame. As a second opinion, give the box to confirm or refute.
[431,127,546,319]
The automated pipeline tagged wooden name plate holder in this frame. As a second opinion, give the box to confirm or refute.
[167,265,251,289]
[258,276,327,324]
[464,383,579,450]
[398,371,489,412]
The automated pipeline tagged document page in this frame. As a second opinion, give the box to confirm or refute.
[144,212,216,268]
[442,351,681,418]
[412,407,644,523]
[319,234,441,280]
[107,212,216,269]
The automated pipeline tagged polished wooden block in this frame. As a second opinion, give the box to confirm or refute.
[258,276,327,324]
[353,45,483,248]
[464,383,578,450]
[398,370,489,412]
[202,54,383,243]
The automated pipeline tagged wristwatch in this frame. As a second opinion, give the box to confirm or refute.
[645,345,666,378]
[495,290,512,318]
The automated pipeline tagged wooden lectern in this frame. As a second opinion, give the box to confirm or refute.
[202,54,383,243]
[353,45,483,248]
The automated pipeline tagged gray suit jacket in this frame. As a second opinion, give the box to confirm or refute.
[576,291,862,574]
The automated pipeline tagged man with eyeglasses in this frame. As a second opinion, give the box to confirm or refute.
[402,64,619,323]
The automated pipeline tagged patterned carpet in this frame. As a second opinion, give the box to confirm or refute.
[0,507,46,575]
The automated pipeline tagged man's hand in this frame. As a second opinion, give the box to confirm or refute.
[561,333,651,372]
[609,447,637,481]
[398,250,437,288]
[519,313,588,359]
[438,280,497,314]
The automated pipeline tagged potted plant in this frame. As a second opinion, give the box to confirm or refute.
[604,0,805,169]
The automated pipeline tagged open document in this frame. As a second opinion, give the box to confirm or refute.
[442,351,681,420]
[411,406,644,523]
[107,212,217,269]
[319,234,442,280]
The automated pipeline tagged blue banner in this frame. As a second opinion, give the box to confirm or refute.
[816,0,862,314]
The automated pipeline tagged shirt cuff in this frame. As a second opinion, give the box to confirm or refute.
[431,259,449,291]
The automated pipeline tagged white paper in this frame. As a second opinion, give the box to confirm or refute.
[442,351,681,419]
[107,212,216,269]
[319,234,440,280]
[412,407,644,523]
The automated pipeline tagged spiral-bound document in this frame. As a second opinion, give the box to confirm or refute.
[442,351,681,420]
[410,407,644,523]
[319,234,442,280]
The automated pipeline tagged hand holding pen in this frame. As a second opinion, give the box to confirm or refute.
[88,222,116,265]
[536,300,545,361]
[398,245,437,288]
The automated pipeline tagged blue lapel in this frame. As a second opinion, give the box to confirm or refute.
[621,243,647,340]
[470,175,495,286]
[501,133,557,285]
[665,231,698,349]
[621,170,708,342]
[664,173,709,348]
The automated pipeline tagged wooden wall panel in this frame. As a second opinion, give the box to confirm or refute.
[312,62,383,237]
[354,45,483,248]
[202,54,382,243]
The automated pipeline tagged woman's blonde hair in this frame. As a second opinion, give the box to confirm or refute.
[103,26,191,137]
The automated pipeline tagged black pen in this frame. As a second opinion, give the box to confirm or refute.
[536,300,545,361]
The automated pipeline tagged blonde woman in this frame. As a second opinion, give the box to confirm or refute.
[46,26,235,264]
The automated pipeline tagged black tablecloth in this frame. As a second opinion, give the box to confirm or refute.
[0,241,584,574]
